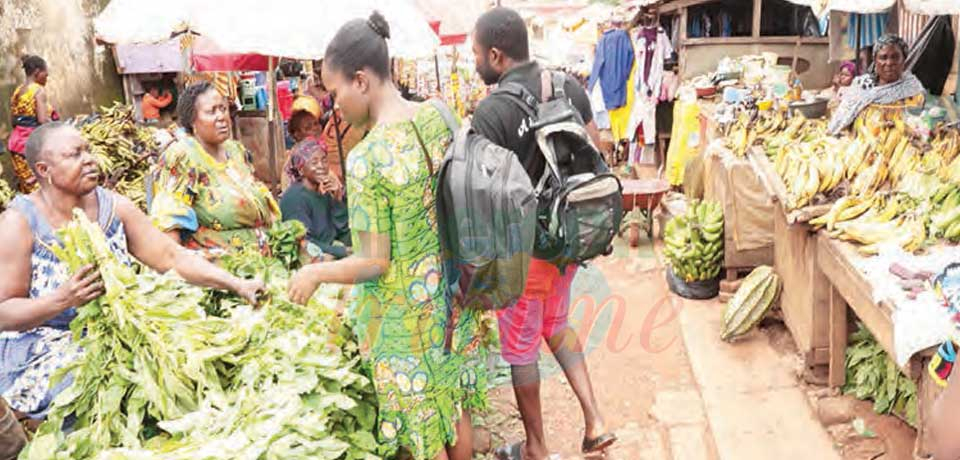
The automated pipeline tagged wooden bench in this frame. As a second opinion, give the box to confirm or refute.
[817,234,940,459]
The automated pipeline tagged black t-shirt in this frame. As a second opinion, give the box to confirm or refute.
[471,61,594,182]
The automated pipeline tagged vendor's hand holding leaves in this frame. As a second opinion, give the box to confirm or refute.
[233,278,266,307]
[55,264,103,309]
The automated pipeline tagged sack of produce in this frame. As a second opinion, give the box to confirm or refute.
[663,200,724,299]
[720,265,781,341]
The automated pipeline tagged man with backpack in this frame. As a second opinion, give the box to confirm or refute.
[470,7,618,460]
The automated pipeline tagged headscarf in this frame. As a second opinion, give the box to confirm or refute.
[839,61,858,78]
[827,34,923,135]
[285,137,327,184]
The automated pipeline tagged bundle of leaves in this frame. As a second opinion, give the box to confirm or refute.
[20,210,384,460]
[843,323,918,427]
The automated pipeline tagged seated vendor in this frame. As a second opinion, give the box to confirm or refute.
[150,82,280,257]
[0,123,263,426]
[828,34,925,136]
[280,138,350,261]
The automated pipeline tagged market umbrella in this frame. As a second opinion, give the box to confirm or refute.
[94,0,439,59]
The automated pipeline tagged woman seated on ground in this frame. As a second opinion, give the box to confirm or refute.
[828,34,925,136]
[288,12,488,460]
[280,138,350,261]
[150,82,280,257]
[0,122,262,426]
[820,61,857,104]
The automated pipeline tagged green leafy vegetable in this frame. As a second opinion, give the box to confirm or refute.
[843,323,918,427]
[268,220,307,270]
[19,210,383,460]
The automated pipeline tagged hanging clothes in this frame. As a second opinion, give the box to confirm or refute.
[607,61,636,142]
[847,13,889,50]
[590,82,611,130]
[627,27,673,147]
[587,29,635,111]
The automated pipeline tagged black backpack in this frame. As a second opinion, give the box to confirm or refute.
[494,71,623,267]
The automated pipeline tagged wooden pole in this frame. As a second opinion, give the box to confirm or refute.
[267,56,280,194]
[434,53,442,94]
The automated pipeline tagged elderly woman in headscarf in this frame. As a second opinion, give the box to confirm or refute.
[828,34,925,136]
[279,138,350,261]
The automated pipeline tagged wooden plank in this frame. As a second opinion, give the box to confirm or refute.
[750,148,835,224]
[752,0,762,39]
[786,204,833,225]
[749,148,786,204]
[828,286,848,388]
[774,202,830,363]
[915,358,941,460]
[682,36,831,46]
[816,234,896,360]
[659,0,714,14]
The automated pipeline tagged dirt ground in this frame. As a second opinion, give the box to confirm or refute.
[476,236,705,459]
[477,232,919,460]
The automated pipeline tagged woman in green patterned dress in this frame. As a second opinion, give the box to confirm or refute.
[150,82,280,257]
[288,12,489,460]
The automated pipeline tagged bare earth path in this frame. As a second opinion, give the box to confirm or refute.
[480,238,849,460]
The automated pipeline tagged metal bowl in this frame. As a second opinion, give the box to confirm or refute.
[789,97,830,119]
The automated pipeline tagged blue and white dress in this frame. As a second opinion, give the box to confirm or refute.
[0,188,130,418]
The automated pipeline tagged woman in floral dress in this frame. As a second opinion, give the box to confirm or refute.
[150,82,279,257]
[288,12,489,460]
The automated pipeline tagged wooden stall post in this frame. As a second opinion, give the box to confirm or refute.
[828,286,848,388]
[266,57,280,194]
[774,201,831,369]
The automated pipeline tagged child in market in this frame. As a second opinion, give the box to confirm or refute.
[141,83,173,124]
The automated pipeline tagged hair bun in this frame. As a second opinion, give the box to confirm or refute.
[367,11,391,40]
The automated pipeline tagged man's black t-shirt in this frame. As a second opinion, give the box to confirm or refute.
[471,61,594,182]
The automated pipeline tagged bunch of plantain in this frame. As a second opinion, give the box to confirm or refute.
[724,110,787,157]
[73,102,159,210]
[775,136,851,210]
[664,200,724,282]
[928,186,960,241]
[820,194,927,255]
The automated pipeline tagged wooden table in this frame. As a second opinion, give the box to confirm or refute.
[750,149,831,368]
[817,234,940,458]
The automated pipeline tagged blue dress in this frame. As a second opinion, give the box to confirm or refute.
[0,188,130,418]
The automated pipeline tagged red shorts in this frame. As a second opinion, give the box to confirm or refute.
[496,258,578,366]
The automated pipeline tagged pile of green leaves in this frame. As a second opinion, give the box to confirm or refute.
[20,210,383,460]
[268,220,307,270]
[843,323,918,427]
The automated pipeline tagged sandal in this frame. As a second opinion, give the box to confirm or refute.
[495,442,562,460]
[495,442,524,460]
[582,432,618,455]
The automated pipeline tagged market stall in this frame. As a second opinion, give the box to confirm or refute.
[654,0,960,453]
[94,0,441,193]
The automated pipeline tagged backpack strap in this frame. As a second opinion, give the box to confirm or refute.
[492,82,538,119]
[540,70,553,103]
[551,72,567,100]
[428,99,460,134]
[409,121,434,177]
